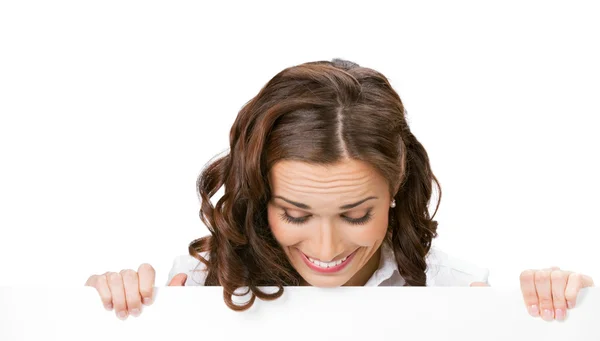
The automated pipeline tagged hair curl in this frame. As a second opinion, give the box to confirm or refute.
[189,58,441,311]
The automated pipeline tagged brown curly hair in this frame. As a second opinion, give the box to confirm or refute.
[189,58,441,311]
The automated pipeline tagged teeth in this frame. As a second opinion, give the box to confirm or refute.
[308,255,348,268]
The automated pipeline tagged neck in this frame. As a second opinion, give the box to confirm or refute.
[344,245,382,286]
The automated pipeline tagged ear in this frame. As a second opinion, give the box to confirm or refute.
[390,186,399,200]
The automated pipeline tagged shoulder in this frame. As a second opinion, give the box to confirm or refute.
[166,252,209,286]
[368,241,490,287]
[425,246,490,286]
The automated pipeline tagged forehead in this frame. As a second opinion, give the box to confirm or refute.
[268,159,387,197]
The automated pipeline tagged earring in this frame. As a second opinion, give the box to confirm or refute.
[390,199,396,208]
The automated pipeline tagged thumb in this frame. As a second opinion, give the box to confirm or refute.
[168,273,188,286]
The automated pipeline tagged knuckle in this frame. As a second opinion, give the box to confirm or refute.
[119,268,135,276]
[139,263,155,273]
[538,296,553,306]
[553,300,567,309]
[108,272,121,283]
[551,289,566,301]
[520,270,535,281]
[551,270,566,281]
[120,269,137,280]
[535,270,551,282]
[568,273,582,286]
[523,297,538,306]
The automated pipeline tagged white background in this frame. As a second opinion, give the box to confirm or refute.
[0,1,598,289]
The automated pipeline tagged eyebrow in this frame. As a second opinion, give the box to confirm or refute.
[273,196,378,210]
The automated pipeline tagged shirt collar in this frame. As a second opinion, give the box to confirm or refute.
[364,240,401,286]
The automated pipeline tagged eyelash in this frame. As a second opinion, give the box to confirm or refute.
[278,209,373,226]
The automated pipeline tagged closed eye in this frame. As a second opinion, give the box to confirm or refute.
[278,208,373,226]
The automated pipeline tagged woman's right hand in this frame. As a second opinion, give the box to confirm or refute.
[84,263,188,320]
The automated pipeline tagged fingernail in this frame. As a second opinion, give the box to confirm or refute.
[143,297,152,305]
[567,301,575,309]
[555,308,565,321]
[104,303,113,311]
[117,310,128,320]
[542,309,554,321]
[528,305,540,317]
[130,308,140,317]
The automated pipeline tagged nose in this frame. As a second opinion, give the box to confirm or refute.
[313,219,344,262]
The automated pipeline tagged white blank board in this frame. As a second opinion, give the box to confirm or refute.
[0,287,598,341]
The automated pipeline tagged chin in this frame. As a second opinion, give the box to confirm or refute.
[301,274,349,288]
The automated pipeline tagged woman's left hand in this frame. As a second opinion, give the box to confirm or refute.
[519,267,594,321]
[471,267,594,321]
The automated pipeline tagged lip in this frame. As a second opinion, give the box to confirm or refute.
[298,248,358,274]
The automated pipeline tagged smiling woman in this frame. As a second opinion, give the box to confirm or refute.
[177,58,462,307]
[86,58,594,320]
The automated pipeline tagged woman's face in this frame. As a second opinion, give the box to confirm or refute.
[267,158,391,287]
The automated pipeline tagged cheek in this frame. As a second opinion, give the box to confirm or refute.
[347,211,389,244]
[267,205,305,246]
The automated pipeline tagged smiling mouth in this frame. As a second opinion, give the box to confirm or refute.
[306,254,349,268]
[298,248,358,273]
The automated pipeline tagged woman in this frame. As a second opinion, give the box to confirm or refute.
[85,58,594,321]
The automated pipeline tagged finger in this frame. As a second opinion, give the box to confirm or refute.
[84,275,114,310]
[535,270,554,321]
[520,270,540,317]
[95,275,114,311]
[84,275,96,287]
[107,272,128,320]
[550,270,569,321]
[565,273,584,309]
[582,274,595,288]
[168,273,188,286]
[469,282,489,287]
[120,269,142,317]
[138,263,156,306]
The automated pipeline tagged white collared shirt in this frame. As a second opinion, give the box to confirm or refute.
[166,242,490,287]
